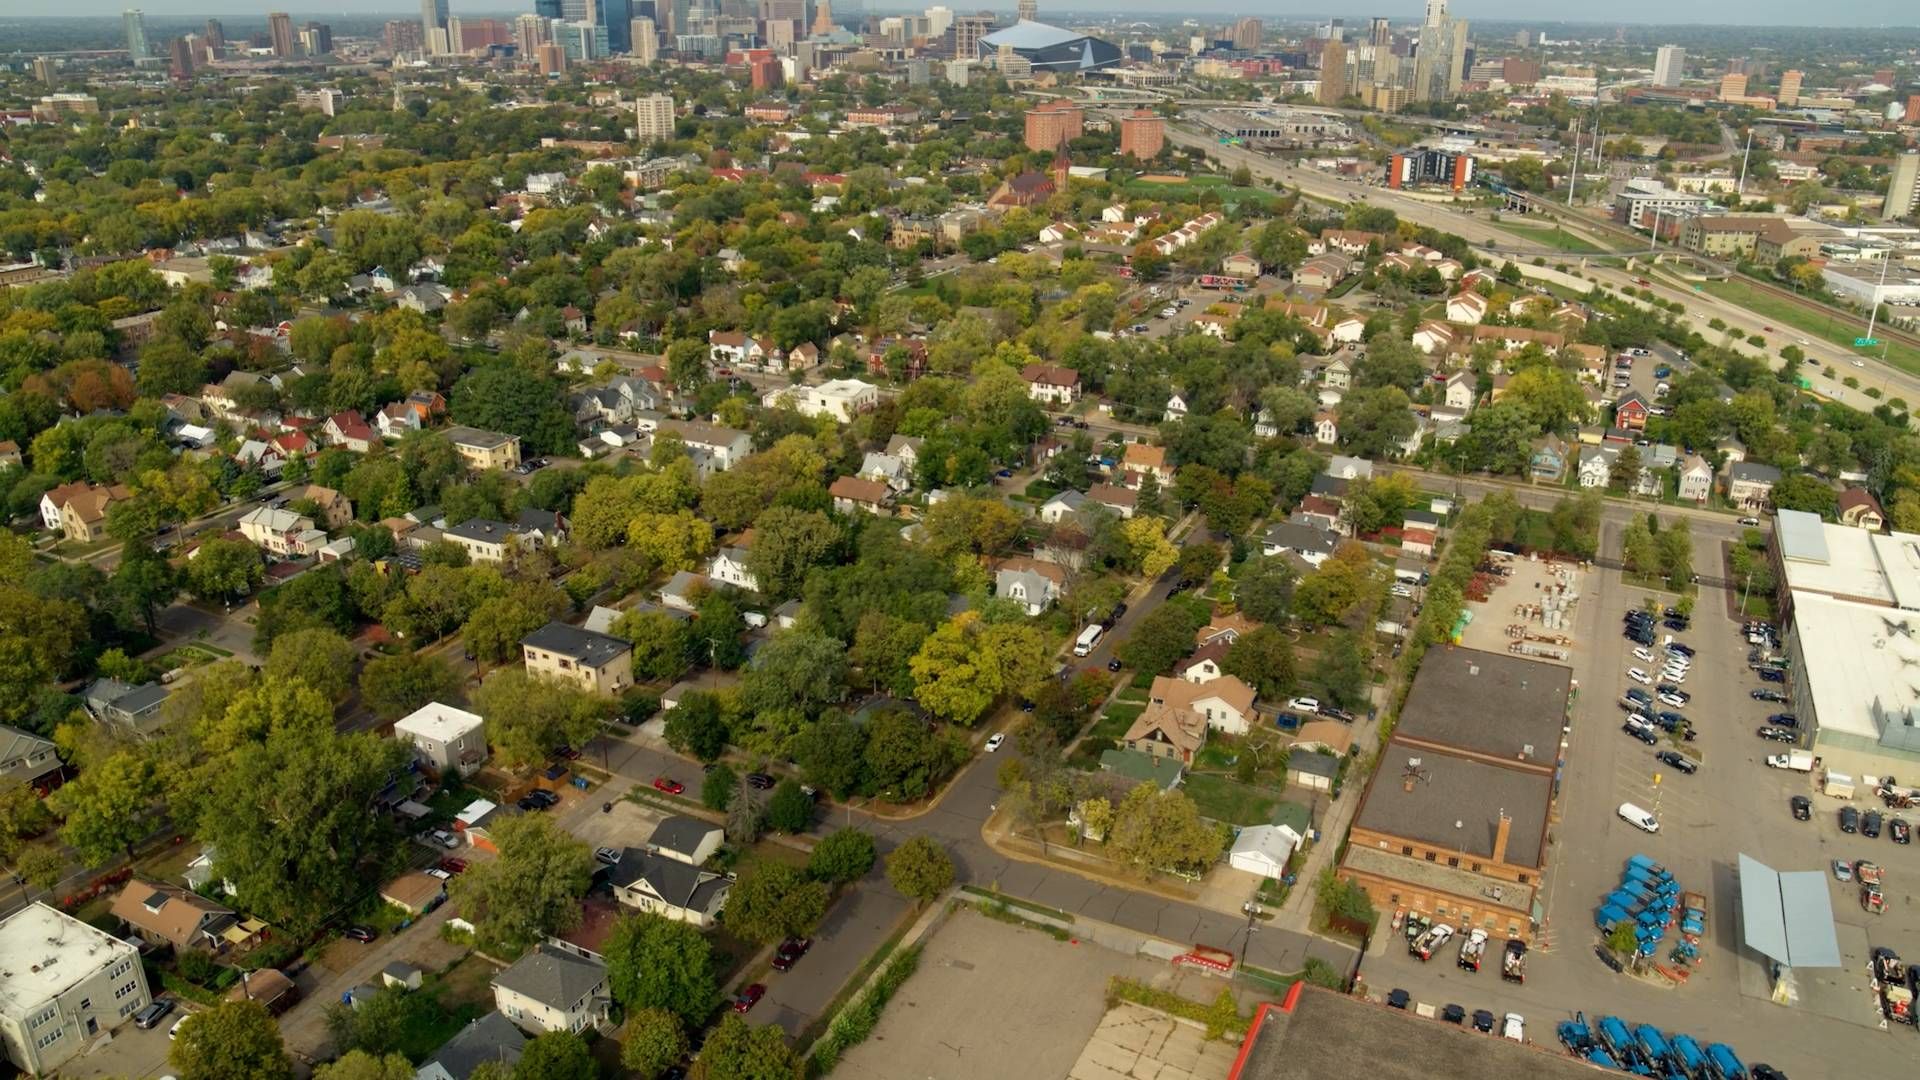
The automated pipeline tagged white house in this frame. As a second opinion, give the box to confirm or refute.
[764,379,878,423]
[1329,320,1365,346]
[1445,291,1489,324]
[1412,320,1456,355]
[1678,454,1713,503]
[393,702,487,777]
[1443,372,1475,411]
[1020,364,1080,405]
[708,546,758,591]
[491,946,609,1035]
[649,816,724,866]
[1164,393,1189,422]
[1261,520,1338,565]
[1313,411,1339,446]
[1228,824,1303,878]
[1040,489,1090,524]
[238,506,326,556]
[995,558,1066,616]
[608,848,731,927]
[1147,675,1256,737]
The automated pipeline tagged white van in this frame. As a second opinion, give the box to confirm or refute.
[1073,624,1104,657]
[1618,803,1659,833]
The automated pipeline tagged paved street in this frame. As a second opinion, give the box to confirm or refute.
[1353,548,1920,1077]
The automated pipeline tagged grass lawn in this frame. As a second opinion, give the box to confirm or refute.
[387,963,493,1062]
[150,642,233,670]
[1694,277,1920,377]
[1183,774,1280,827]
[1495,220,1614,255]
[1089,703,1143,742]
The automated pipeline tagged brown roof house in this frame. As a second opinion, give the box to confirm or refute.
[1145,674,1257,736]
[829,475,892,515]
[111,878,240,952]
[1122,698,1209,766]
[227,968,298,1015]
[1839,487,1886,531]
[381,870,448,916]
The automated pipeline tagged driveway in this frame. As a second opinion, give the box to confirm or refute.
[275,897,471,1060]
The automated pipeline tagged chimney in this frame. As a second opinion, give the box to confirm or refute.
[1491,809,1512,865]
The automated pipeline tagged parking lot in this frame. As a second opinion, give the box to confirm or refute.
[1355,559,1920,1077]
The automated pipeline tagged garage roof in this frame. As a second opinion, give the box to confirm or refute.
[1738,853,1841,969]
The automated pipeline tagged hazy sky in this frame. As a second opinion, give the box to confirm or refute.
[16,0,1917,26]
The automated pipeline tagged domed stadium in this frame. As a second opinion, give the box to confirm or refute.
[977,20,1122,74]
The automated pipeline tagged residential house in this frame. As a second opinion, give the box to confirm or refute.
[654,420,752,473]
[1443,372,1475,411]
[707,330,774,370]
[0,904,151,1076]
[1221,251,1263,278]
[650,817,724,866]
[1315,229,1385,255]
[1288,751,1341,792]
[444,519,538,565]
[764,379,879,423]
[1613,391,1652,432]
[1262,520,1339,565]
[1325,455,1372,481]
[858,451,914,493]
[1472,325,1566,352]
[1412,321,1456,355]
[295,485,353,529]
[521,623,634,695]
[1576,446,1615,489]
[109,879,237,953]
[491,946,610,1035]
[1121,700,1208,765]
[1195,612,1258,648]
[1726,461,1782,509]
[607,848,731,927]
[1163,393,1188,422]
[1147,674,1256,736]
[47,482,129,543]
[0,440,19,470]
[1321,356,1353,390]
[415,1012,527,1080]
[1295,496,1344,536]
[445,427,522,471]
[324,410,377,453]
[393,702,487,777]
[995,557,1067,616]
[1177,641,1231,684]
[1677,455,1714,503]
[238,506,326,557]
[1312,411,1339,446]
[1020,364,1080,405]
[0,725,63,793]
[1529,436,1570,483]
[1120,443,1173,484]
[1096,748,1185,794]
[829,475,892,515]
[1294,254,1352,289]
[1401,528,1437,558]
[1190,313,1231,338]
[1086,483,1138,519]
[376,401,426,438]
[1445,291,1489,324]
[708,545,758,591]
[658,571,707,613]
[380,871,446,917]
[1040,489,1091,525]
[1839,487,1886,530]
[82,678,169,733]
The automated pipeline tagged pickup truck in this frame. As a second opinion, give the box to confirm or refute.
[1501,939,1527,984]
[1767,749,1814,772]
[1456,928,1488,972]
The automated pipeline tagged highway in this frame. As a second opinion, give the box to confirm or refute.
[1158,121,1920,411]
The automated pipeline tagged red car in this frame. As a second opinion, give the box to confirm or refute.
[438,858,469,874]
[733,984,765,1013]
[653,777,685,795]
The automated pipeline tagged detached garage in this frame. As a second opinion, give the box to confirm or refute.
[1230,824,1303,879]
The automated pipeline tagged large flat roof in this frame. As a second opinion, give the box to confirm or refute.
[0,903,139,1013]
[1352,742,1553,869]
[1775,509,1920,609]
[1233,983,1614,1080]
[1737,853,1841,969]
[1791,591,1920,742]
[1395,647,1569,768]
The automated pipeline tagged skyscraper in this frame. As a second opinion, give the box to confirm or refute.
[302,23,333,55]
[1016,0,1036,21]
[204,18,225,56]
[1119,109,1163,161]
[421,0,451,52]
[952,13,993,58]
[1885,152,1919,223]
[811,0,835,35]
[925,5,951,37]
[535,0,564,16]
[1369,16,1391,46]
[123,9,149,60]
[268,12,296,57]
[386,20,426,53]
[1318,38,1347,104]
[1653,44,1685,88]
[1232,17,1261,51]
[168,37,194,79]
[630,17,658,61]
[601,0,633,52]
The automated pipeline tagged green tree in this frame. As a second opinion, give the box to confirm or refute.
[885,835,954,905]
[1116,601,1210,674]
[1222,625,1296,699]
[472,668,607,769]
[663,690,730,762]
[110,545,178,635]
[1314,630,1372,708]
[604,914,720,1028]
[512,1032,596,1080]
[451,814,594,955]
[910,612,1049,725]
[263,627,358,703]
[168,1000,293,1080]
[793,714,868,798]
[743,506,839,600]
[689,1014,797,1080]
[1108,785,1224,878]
[701,763,738,811]
[182,537,264,604]
[863,709,966,800]
[722,861,828,943]
[621,1008,688,1080]
[725,782,763,845]
[52,750,160,863]
[611,609,692,682]
[463,592,559,667]
[315,1052,414,1080]
[765,779,814,833]
[358,652,464,721]
[807,828,876,884]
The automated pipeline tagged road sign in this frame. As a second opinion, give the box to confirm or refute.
[1856,337,1881,347]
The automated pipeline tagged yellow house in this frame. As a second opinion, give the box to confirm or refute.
[445,426,522,471]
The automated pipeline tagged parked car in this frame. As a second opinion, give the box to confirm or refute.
[1657,685,1689,703]
[1287,696,1321,714]
[424,867,453,881]
[1757,726,1797,742]
[1657,691,1689,708]
[133,999,175,1030]
[439,857,469,874]
[1502,1013,1525,1043]
[771,937,813,972]
[1841,807,1861,834]
[1758,668,1786,683]
[1632,647,1655,663]
[428,829,459,849]
[1655,750,1698,775]
[653,777,685,795]
[1626,668,1652,685]
[745,772,776,790]
[1791,795,1812,821]
[1471,1009,1496,1033]
[984,733,1006,753]
[1768,713,1799,728]
[594,847,621,865]
[1441,1004,1466,1025]
[344,926,377,943]
[1385,988,1410,1009]
[1894,818,1912,845]
[1752,689,1788,702]
[733,984,766,1012]
[1865,810,1885,838]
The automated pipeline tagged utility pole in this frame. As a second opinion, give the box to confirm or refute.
[1865,252,1893,345]
[1736,128,1754,197]
[1237,901,1262,972]
[1566,119,1582,207]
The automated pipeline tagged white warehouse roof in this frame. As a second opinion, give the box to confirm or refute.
[393,702,484,742]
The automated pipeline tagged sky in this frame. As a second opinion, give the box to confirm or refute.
[15,0,1916,26]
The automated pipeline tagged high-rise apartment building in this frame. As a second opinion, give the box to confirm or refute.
[1369,16,1391,46]
[1886,152,1920,223]
[1017,0,1036,21]
[1023,99,1083,152]
[421,0,452,52]
[515,14,549,53]
[203,18,225,56]
[32,57,56,84]
[1718,72,1747,100]
[268,12,296,57]
[1411,0,1464,104]
[925,5,952,37]
[635,93,676,141]
[168,37,193,79]
[123,9,149,59]
[631,17,659,59]
[1653,44,1685,87]
[1119,109,1164,161]
[386,20,426,53]
[952,13,993,59]
[1777,69,1802,106]
[1232,17,1262,51]
[537,42,569,73]
[1318,38,1347,104]
[302,22,334,55]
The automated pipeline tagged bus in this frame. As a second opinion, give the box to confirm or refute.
[1197,274,1251,291]
[1073,624,1104,657]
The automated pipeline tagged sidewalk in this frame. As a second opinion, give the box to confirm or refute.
[981,806,1206,905]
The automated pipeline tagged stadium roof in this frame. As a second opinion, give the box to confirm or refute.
[980,19,1084,49]
[1738,853,1841,969]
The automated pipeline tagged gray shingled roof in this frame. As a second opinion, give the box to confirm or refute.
[426,1012,527,1080]
[610,847,730,912]
[649,816,721,860]
[520,622,631,666]
[491,945,605,1010]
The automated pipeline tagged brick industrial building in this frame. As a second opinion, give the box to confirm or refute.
[1118,109,1164,160]
[1023,99,1084,153]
